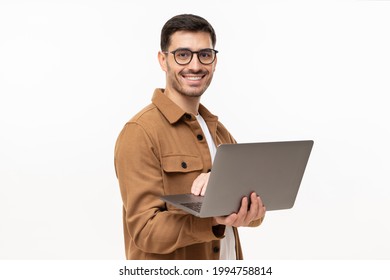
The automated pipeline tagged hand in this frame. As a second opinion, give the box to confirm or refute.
[191,172,210,196]
[213,192,266,227]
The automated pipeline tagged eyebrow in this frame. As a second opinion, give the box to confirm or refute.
[171,47,213,51]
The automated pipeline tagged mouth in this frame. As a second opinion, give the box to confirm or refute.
[184,75,203,81]
[181,74,205,81]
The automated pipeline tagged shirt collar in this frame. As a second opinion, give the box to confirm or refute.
[152,88,218,124]
[198,103,218,123]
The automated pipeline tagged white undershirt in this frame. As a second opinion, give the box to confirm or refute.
[196,114,236,260]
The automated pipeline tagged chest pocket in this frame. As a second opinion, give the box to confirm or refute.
[161,154,204,195]
[162,154,203,173]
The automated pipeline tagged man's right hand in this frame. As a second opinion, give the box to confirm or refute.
[213,192,266,227]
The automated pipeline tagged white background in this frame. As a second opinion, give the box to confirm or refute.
[1,0,389,260]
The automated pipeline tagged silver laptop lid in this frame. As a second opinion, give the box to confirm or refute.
[198,140,314,217]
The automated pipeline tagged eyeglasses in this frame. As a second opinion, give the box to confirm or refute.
[163,48,218,65]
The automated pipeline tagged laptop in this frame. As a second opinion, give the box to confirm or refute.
[160,140,314,218]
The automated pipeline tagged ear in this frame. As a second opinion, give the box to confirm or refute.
[213,55,217,72]
[158,51,168,73]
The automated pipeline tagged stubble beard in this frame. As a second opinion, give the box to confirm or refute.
[167,64,213,98]
[172,78,210,98]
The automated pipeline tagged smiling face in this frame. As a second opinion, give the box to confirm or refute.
[158,31,217,99]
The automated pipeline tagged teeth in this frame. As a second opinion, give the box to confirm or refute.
[185,76,202,80]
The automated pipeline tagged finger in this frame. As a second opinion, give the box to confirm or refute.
[191,176,203,195]
[239,193,258,226]
[257,197,267,219]
[232,197,249,227]
[200,173,210,196]
[258,196,266,218]
[245,192,260,222]
[191,173,209,196]
[258,195,265,209]
[215,213,238,226]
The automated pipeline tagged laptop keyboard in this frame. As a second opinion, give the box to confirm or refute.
[181,202,202,213]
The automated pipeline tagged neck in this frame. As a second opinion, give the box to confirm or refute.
[164,88,200,115]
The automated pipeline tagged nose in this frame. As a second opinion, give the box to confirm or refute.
[187,53,202,71]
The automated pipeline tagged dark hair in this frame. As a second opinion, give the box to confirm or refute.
[160,14,217,51]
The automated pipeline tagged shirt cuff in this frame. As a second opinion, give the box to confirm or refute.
[212,225,226,238]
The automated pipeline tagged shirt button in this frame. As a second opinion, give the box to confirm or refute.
[181,162,187,169]
[197,134,204,141]
[213,246,220,253]
[185,114,192,120]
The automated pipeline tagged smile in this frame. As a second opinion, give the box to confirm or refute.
[182,74,205,81]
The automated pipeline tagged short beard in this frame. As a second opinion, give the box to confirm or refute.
[173,72,212,98]
[165,61,213,98]
[173,81,207,98]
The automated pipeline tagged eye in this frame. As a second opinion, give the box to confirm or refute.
[175,49,191,59]
[199,50,212,58]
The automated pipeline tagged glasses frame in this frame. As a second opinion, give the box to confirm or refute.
[163,48,218,65]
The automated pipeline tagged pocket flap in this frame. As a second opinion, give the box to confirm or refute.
[162,154,203,173]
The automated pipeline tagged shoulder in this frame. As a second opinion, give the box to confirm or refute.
[128,103,159,124]
[216,120,237,144]
[115,104,161,157]
[123,102,169,131]
[117,102,169,145]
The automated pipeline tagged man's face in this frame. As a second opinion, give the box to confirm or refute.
[159,31,217,98]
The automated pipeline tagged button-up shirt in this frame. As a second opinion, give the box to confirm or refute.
[114,88,261,259]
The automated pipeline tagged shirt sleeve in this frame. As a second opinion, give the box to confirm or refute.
[114,122,222,255]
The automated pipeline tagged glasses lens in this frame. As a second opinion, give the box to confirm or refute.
[198,49,215,64]
[174,49,192,65]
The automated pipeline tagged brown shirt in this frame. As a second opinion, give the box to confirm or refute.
[114,88,261,259]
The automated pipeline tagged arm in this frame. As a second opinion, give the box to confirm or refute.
[114,123,222,255]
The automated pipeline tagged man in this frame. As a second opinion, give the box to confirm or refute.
[114,14,266,260]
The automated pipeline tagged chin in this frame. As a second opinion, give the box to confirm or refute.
[181,84,210,97]
[171,79,210,98]
[180,90,205,98]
